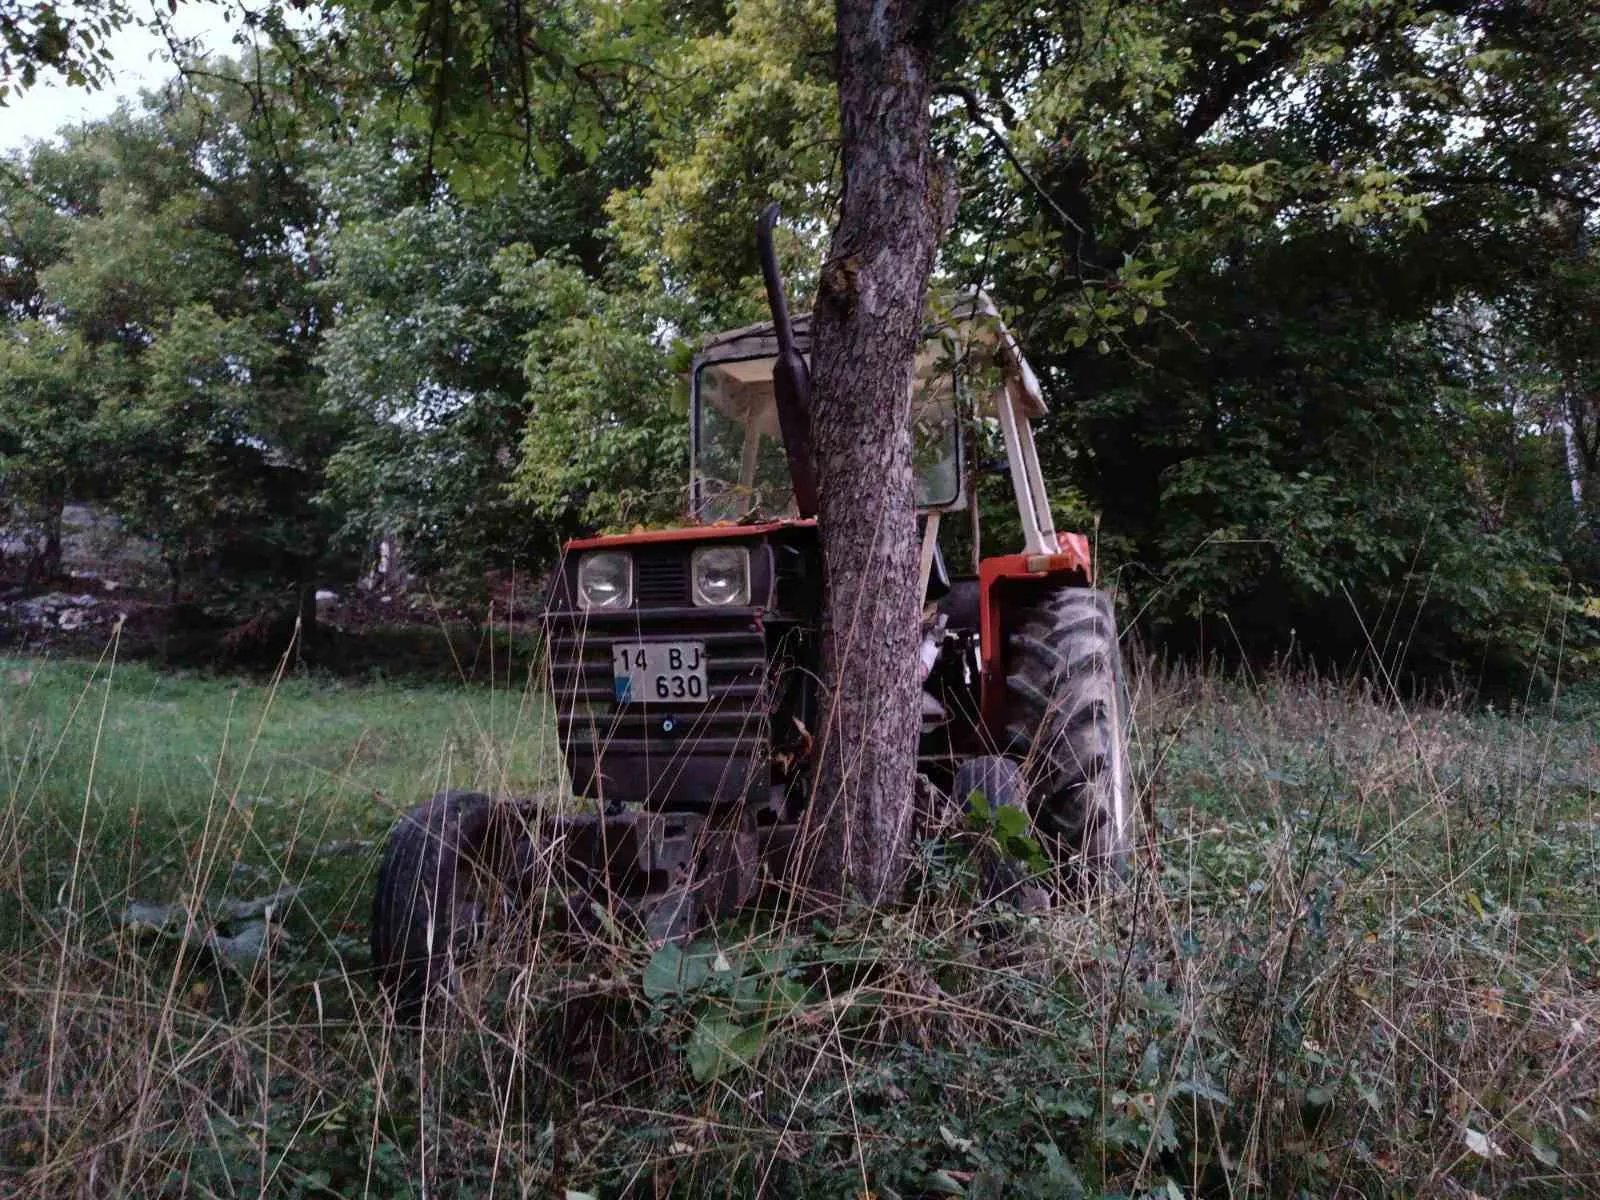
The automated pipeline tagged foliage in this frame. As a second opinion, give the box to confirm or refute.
[0,0,130,96]
[315,143,566,589]
[4,0,1600,681]
[1,61,358,619]
[943,0,1600,682]
[501,251,695,531]
[0,323,107,574]
[584,0,1600,682]
[603,0,838,295]
[314,110,674,587]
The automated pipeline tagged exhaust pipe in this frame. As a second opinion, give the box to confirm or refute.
[756,204,820,519]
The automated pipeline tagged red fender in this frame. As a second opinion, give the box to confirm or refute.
[977,533,1094,734]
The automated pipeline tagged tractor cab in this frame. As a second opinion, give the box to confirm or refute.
[688,291,1070,569]
[692,308,964,523]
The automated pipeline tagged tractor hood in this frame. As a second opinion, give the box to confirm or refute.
[565,519,815,552]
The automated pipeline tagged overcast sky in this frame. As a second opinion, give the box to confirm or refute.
[0,5,240,154]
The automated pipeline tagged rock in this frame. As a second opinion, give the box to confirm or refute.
[316,839,372,858]
[215,884,301,922]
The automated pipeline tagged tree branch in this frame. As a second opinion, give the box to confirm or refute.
[1409,171,1598,210]
[1176,2,1336,148]
[934,80,1085,236]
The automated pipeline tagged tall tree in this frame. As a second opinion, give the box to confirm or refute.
[0,324,106,580]
[805,0,957,903]
[2,58,359,637]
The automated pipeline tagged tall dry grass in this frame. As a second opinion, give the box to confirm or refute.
[0,632,1595,1197]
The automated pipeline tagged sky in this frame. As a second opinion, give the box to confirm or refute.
[0,5,241,153]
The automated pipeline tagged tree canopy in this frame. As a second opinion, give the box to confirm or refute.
[1,0,1595,681]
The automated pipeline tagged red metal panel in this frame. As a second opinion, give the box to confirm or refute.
[565,519,815,553]
[977,532,1094,729]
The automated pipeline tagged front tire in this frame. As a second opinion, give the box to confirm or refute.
[954,755,1045,907]
[1002,586,1132,886]
[371,791,518,1021]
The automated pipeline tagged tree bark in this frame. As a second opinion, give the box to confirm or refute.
[805,0,957,905]
[295,559,319,665]
[25,491,65,586]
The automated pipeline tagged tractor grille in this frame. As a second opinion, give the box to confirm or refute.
[635,554,689,606]
[543,605,772,810]
[772,540,820,617]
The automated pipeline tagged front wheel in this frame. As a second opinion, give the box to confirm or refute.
[1002,586,1132,887]
[370,791,522,1021]
[954,755,1047,908]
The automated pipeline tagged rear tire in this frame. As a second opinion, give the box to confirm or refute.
[371,791,518,1021]
[1002,586,1131,886]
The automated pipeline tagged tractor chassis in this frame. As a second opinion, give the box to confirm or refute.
[516,799,804,942]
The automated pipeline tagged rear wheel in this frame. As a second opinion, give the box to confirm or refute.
[1002,586,1131,886]
[371,791,522,1021]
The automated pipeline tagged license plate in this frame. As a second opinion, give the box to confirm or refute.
[612,641,708,704]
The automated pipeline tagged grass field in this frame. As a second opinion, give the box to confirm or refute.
[0,644,1596,1197]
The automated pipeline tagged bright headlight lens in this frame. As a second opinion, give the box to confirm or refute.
[577,551,632,609]
[692,546,750,607]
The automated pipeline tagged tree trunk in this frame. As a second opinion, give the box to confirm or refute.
[1561,406,1586,511]
[41,497,63,580]
[24,492,65,586]
[295,561,319,665]
[805,0,956,905]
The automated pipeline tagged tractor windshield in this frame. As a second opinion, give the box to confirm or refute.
[694,345,962,523]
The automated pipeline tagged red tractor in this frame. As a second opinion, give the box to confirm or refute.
[371,209,1131,1013]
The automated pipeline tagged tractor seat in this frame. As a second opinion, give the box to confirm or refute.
[938,576,980,632]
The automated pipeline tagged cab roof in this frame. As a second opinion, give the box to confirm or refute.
[691,288,1047,419]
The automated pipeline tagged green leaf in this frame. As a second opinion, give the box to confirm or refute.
[992,803,1029,840]
[1034,1142,1087,1197]
[643,942,714,1000]
[939,1124,976,1155]
[686,1014,767,1082]
[1175,1078,1231,1105]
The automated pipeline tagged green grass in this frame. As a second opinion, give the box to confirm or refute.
[0,645,1596,1197]
[1,653,558,945]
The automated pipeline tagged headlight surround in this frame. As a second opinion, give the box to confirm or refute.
[576,551,633,610]
[691,545,751,607]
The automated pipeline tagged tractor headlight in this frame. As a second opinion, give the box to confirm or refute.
[691,546,750,607]
[576,551,633,610]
